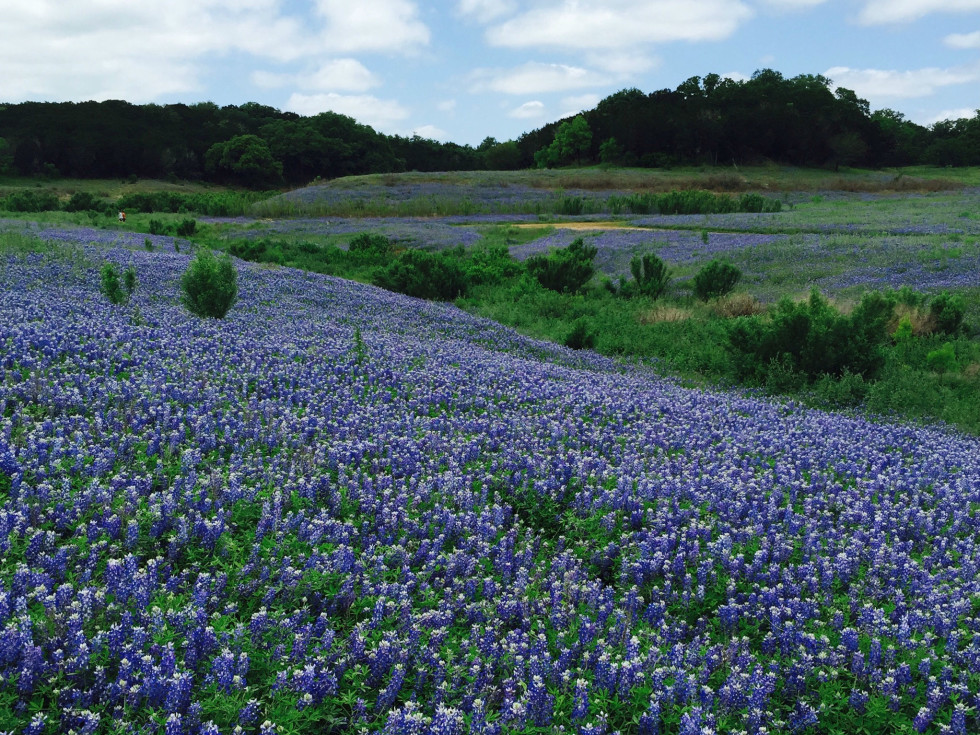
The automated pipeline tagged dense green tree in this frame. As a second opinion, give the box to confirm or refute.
[535,115,593,167]
[0,137,12,174]
[205,135,283,187]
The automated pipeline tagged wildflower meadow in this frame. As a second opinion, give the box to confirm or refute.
[2,219,980,734]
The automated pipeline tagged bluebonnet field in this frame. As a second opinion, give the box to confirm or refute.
[206,183,980,315]
[2,225,980,734]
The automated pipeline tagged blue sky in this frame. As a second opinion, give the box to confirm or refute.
[2,1,979,146]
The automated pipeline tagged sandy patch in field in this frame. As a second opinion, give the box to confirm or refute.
[514,221,649,231]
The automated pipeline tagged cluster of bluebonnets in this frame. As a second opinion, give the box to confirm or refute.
[3,228,980,734]
[210,218,485,252]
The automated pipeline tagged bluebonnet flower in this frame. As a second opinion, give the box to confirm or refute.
[571,678,589,721]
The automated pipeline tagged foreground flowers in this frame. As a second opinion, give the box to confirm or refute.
[1,231,979,734]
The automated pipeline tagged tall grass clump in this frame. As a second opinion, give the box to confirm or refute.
[181,249,238,318]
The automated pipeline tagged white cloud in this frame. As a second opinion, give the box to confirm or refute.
[923,107,979,124]
[509,100,547,119]
[825,64,980,99]
[722,71,751,83]
[485,0,753,49]
[859,0,980,24]
[304,59,381,91]
[286,93,410,131]
[412,124,450,140]
[0,0,309,101]
[457,0,516,22]
[762,0,828,7]
[471,62,609,94]
[586,51,658,75]
[561,94,601,111]
[313,0,429,53]
[252,59,380,93]
[437,99,458,112]
[945,30,980,48]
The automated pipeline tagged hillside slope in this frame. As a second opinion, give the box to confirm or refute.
[2,230,979,733]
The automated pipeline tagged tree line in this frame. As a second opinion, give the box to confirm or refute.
[0,70,977,187]
[518,70,980,170]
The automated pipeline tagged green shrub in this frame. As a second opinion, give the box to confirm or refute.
[657,190,736,215]
[123,266,138,297]
[728,289,894,383]
[926,342,959,374]
[348,233,393,264]
[464,243,523,286]
[181,249,238,319]
[175,218,197,237]
[1,190,59,212]
[692,260,741,301]
[564,319,596,350]
[929,291,965,335]
[895,285,927,308]
[629,253,671,299]
[373,250,467,301]
[64,191,104,213]
[812,369,869,407]
[607,193,656,214]
[555,196,585,215]
[148,219,169,236]
[99,262,128,305]
[526,237,597,294]
[736,193,781,213]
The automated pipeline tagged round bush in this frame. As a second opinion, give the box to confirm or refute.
[181,249,238,319]
[692,260,741,301]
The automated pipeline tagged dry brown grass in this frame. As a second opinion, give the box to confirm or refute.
[964,362,980,379]
[889,303,937,337]
[637,304,692,324]
[711,292,768,318]
[830,175,961,193]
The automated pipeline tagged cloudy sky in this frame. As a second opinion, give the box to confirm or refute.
[2,0,979,145]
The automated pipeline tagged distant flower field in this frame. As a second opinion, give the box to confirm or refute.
[2,229,980,734]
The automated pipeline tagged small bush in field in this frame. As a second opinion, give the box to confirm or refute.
[181,249,238,319]
[526,237,597,294]
[373,250,467,301]
[464,243,523,286]
[123,266,138,298]
[564,319,596,350]
[175,218,197,237]
[929,291,965,335]
[348,233,393,264]
[926,342,959,374]
[99,262,128,305]
[148,219,168,236]
[693,260,741,301]
[728,288,895,383]
[64,191,103,212]
[628,253,671,299]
